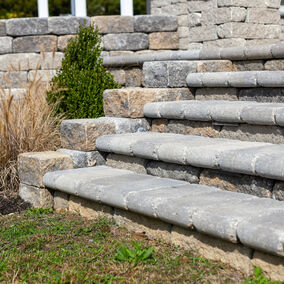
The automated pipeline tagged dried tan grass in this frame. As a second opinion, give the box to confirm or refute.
[0,65,64,195]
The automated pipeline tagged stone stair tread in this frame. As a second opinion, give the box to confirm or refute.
[96,132,284,181]
[43,166,284,256]
[144,100,284,126]
[186,71,284,88]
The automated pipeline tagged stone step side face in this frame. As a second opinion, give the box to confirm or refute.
[103,88,193,118]
[60,117,150,151]
[144,100,284,126]
[43,166,284,258]
[96,132,284,181]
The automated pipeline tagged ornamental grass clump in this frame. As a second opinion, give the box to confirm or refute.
[47,25,120,119]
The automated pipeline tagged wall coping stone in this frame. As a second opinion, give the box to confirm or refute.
[102,43,284,66]
[43,165,284,257]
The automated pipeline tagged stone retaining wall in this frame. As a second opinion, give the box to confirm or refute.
[151,0,281,49]
[0,15,178,90]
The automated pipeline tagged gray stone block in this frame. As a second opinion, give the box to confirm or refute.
[0,53,41,71]
[220,46,246,60]
[257,71,284,87]
[0,20,6,36]
[244,45,273,59]
[40,52,64,70]
[6,18,48,36]
[199,48,221,60]
[0,71,28,88]
[186,73,203,87]
[134,15,177,32]
[143,61,168,87]
[103,33,149,51]
[13,35,57,53]
[237,211,284,256]
[271,43,284,58]
[195,88,238,101]
[0,37,12,54]
[48,16,90,35]
[202,72,230,87]
[57,149,106,168]
[54,191,69,210]
[182,101,213,121]
[239,88,284,103]
[146,160,200,183]
[228,71,258,87]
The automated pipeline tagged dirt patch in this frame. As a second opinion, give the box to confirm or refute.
[0,192,31,215]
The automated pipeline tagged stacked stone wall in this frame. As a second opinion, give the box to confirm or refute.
[0,15,178,91]
[151,0,281,49]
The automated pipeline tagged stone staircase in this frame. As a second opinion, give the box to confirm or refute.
[18,42,284,281]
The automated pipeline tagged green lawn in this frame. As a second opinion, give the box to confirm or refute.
[0,208,277,283]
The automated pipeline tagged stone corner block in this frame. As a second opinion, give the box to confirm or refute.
[48,16,91,35]
[19,183,54,208]
[6,18,48,36]
[18,151,73,187]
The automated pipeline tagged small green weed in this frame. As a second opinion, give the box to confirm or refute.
[115,242,155,265]
[242,267,282,284]
[24,208,53,216]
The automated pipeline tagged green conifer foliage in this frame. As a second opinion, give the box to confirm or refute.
[47,25,120,119]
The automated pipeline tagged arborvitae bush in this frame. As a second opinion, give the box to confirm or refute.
[47,25,120,119]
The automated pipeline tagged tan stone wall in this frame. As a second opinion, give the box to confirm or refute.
[151,0,282,49]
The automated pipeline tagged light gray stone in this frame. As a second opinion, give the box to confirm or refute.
[57,35,76,51]
[247,8,280,24]
[0,37,12,54]
[57,149,106,168]
[199,48,221,60]
[217,0,280,8]
[237,211,284,256]
[239,88,284,103]
[134,15,177,32]
[28,70,56,82]
[188,26,218,42]
[0,71,27,88]
[188,13,201,27]
[257,71,284,87]
[6,18,48,36]
[0,20,6,36]
[143,61,168,87]
[146,160,200,183]
[244,45,273,59]
[19,183,53,208]
[229,71,258,87]
[233,60,264,71]
[0,53,41,71]
[188,0,217,12]
[13,36,57,53]
[40,52,64,70]
[54,191,69,210]
[220,46,246,60]
[271,43,284,58]
[103,33,149,51]
[48,16,90,35]
[265,60,284,70]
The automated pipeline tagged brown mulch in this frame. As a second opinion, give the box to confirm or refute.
[0,193,31,215]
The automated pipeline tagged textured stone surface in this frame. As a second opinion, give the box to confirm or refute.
[239,88,284,103]
[48,16,90,35]
[152,119,169,133]
[171,226,253,275]
[0,71,27,88]
[265,60,284,70]
[195,88,238,101]
[272,182,284,201]
[134,15,177,32]
[196,60,234,72]
[217,0,281,8]
[6,18,48,36]
[19,183,54,208]
[69,195,113,220]
[247,8,280,24]
[233,60,264,71]
[110,69,125,85]
[0,53,41,71]
[103,33,149,51]
[53,191,69,210]
[0,37,12,54]
[18,151,73,187]
[28,70,56,82]
[13,36,57,53]
[146,160,200,183]
[149,32,179,50]
[203,38,246,48]
[57,35,76,51]
[125,68,142,87]
[61,117,150,151]
[103,88,193,118]
[106,154,147,174]
[114,208,172,242]
[252,251,284,282]
[220,124,284,144]
[57,149,106,168]
[200,169,273,198]
[40,52,64,70]
[0,21,6,36]
[92,16,134,34]
[188,26,218,42]
[168,120,220,138]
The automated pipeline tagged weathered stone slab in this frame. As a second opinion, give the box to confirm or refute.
[103,88,193,118]
[0,71,27,88]
[0,37,12,54]
[0,53,41,71]
[197,60,233,72]
[54,191,69,210]
[0,20,6,36]
[61,117,150,151]
[200,169,273,198]
[247,8,280,24]
[195,88,238,101]
[13,36,57,53]
[48,16,90,35]
[28,70,56,82]
[146,160,200,183]
[109,69,125,85]
[106,153,147,174]
[57,149,106,168]
[233,60,264,71]
[188,0,217,12]
[18,151,73,187]
[103,33,149,51]
[239,88,284,103]
[6,18,48,36]
[188,26,218,42]
[265,60,284,70]
[149,32,179,50]
[125,68,142,87]
[134,15,177,32]
[19,183,54,208]
[40,52,64,70]
[217,0,280,8]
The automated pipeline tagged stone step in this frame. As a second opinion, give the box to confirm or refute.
[96,132,284,182]
[144,100,284,126]
[187,71,284,88]
[43,166,284,258]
